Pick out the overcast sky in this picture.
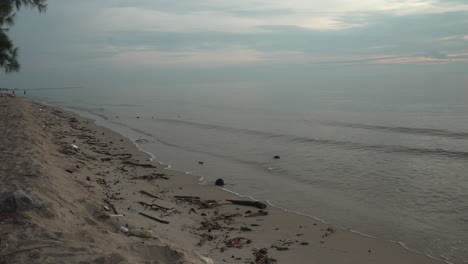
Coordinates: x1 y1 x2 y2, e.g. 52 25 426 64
1 0 467 90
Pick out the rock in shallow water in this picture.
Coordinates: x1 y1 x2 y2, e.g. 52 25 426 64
215 178 225 186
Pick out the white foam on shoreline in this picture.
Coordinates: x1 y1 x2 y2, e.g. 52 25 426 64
50 102 453 264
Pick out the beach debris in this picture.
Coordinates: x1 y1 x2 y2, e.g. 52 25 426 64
245 211 268 217
301 242 309 245
138 212 170 224
197 233 215 246
240 225 252 231
273 155 280 159
130 228 152 238
135 138 149 143
109 203 119 215
119 226 129 233
253 248 276 264
174 195 200 200
103 205 110 211
71 144 79 149
272 245 289 251
215 178 225 186
130 173 169 181
138 201 172 211
226 200 267 209
225 237 251 248
122 161 156 168
139 190 159 199
198 161 204 165
322 227 336 238
108 214 124 217
0 190 47 213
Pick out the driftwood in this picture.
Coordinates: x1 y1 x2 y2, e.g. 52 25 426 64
245 211 268 217
174 196 200 200
139 190 159 199
138 212 170 224
226 200 267 209
122 161 156 168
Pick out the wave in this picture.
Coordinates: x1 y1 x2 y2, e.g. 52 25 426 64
317 120 468 140
155 118 468 159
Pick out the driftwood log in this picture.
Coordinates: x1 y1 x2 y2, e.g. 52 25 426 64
226 200 267 209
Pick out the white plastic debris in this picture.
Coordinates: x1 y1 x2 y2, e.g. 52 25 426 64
71 144 79 149
119 226 129 233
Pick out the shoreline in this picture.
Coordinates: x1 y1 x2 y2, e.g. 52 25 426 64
0 95 448 263
66 102 451 264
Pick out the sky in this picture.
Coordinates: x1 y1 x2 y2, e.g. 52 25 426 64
1 0 468 90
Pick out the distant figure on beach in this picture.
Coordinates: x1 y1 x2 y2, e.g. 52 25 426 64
24 90 26 95
12 90 15 95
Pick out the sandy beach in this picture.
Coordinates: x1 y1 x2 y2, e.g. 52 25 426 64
0 95 446 264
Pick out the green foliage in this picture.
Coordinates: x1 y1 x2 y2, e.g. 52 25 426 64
0 0 47 73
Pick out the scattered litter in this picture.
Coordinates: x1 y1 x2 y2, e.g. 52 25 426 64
103 205 110 211
71 144 79 149
108 214 124 217
225 237 251 248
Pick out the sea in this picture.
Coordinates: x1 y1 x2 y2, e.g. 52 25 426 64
27 81 468 263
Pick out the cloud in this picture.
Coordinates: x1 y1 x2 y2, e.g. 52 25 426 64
440 35 468 41
372 52 468 65
84 0 468 33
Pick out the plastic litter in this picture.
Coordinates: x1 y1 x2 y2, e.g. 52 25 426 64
119 226 129 233
130 228 153 238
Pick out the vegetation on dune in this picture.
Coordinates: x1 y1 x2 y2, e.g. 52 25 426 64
0 0 47 73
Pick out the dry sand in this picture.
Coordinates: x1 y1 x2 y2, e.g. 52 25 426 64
0 95 445 264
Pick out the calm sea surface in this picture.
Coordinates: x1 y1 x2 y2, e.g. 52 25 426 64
28 83 468 263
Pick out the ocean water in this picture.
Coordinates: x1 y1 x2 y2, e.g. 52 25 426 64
28 82 468 263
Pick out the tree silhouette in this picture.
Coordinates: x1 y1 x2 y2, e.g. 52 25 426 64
0 0 47 73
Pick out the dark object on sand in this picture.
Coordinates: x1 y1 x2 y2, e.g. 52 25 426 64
273 155 280 159
226 200 267 209
253 248 274 264
138 212 170 224
174 195 200 200
198 161 204 165
215 178 225 186
0 190 47 213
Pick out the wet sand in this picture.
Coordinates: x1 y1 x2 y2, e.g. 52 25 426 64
0 95 445 264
